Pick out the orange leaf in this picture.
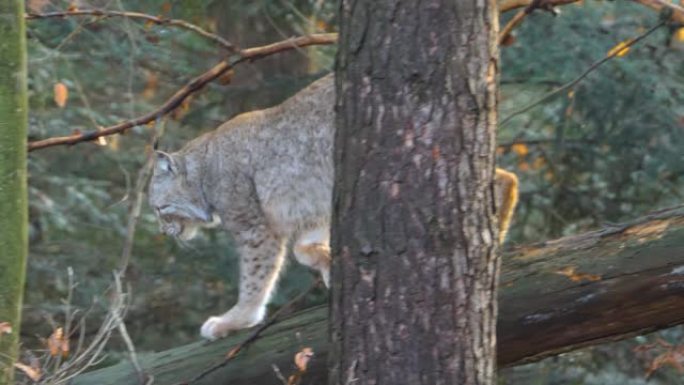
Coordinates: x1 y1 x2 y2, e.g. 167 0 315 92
294 347 314 372
531 156 546 170
226 346 240 359
47 327 70 358
607 40 632 58
316 20 329 32
510 143 529 157
674 27 684 43
0 322 11 335
217 69 235 86
14 362 42 382
142 72 159 100
500 33 516 47
53 82 69 108
171 96 193 120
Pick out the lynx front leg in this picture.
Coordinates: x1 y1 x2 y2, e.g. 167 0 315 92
200 223 287 340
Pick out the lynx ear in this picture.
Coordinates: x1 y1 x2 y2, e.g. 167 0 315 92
155 151 178 174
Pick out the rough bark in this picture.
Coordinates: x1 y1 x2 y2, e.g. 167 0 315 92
72 207 684 385
0 0 28 383
330 1 500 384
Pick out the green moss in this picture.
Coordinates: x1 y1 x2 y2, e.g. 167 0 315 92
0 0 28 383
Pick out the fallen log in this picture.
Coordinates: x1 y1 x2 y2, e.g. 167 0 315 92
73 206 684 385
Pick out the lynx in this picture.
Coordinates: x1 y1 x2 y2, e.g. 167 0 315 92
148 74 518 340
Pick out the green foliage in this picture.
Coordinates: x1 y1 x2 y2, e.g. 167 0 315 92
19 0 684 383
500 2 684 241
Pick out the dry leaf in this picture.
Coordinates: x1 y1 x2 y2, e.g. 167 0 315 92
54 82 69 108
144 19 157 29
226 346 240 359
674 27 684 43
294 347 314 372
316 20 329 32
161 2 172 14
217 69 235 86
14 362 42 382
0 322 11 335
142 72 159 99
500 33 516 47
47 327 70 358
647 349 684 377
510 143 529 157
607 40 632 58
171 96 193 120
532 156 546 170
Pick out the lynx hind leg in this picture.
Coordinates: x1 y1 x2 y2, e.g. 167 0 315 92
293 227 331 287
494 168 519 244
200 223 287 340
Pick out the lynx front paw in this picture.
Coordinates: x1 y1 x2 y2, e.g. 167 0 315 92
199 305 266 340
200 316 229 340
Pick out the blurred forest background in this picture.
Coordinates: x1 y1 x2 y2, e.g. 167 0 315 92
21 0 684 384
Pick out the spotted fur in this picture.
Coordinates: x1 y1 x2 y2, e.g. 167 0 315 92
148 74 516 340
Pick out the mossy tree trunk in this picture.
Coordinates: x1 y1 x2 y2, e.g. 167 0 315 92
0 0 28 383
331 1 500 384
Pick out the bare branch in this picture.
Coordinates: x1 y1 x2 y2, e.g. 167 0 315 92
26 2 683 152
499 0 684 23
499 0 551 45
27 33 338 152
630 0 684 24
26 9 237 52
500 0 580 13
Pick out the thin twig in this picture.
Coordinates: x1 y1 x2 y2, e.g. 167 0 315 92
26 9 237 52
500 21 665 127
176 279 321 385
119 120 165 274
112 273 152 385
27 33 338 152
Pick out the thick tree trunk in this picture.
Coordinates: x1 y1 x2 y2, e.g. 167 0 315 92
0 0 28 383
331 1 500 384
72 207 684 385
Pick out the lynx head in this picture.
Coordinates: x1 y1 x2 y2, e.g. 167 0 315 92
148 151 213 241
